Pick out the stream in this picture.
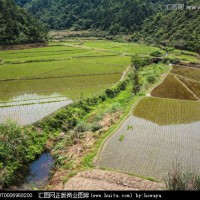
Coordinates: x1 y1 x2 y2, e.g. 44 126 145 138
11 152 54 190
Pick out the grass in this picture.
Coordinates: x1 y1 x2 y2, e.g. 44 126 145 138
165 169 200 190
118 135 125 142
133 97 200 125
151 75 197 100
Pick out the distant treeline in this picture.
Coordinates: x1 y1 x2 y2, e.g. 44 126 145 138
0 0 47 45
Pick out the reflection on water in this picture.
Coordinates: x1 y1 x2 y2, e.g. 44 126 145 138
98 114 200 180
0 93 72 125
17 152 54 190
133 97 200 125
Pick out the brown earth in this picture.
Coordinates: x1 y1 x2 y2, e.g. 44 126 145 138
63 169 165 191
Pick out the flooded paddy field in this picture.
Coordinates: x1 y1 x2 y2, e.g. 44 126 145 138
97 63 200 181
97 97 200 180
0 41 133 124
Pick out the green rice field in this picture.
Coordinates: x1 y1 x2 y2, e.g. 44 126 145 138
134 97 200 125
98 95 200 180
97 61 200 180
57 39 163 55
1 39 199 126
0 40 139 125
97 113 200 179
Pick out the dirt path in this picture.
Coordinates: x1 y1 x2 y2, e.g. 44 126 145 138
64 170 164 190
120 65 131 81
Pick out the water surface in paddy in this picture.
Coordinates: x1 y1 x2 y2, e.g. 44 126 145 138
0 93 72 125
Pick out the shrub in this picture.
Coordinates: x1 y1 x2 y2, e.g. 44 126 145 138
171 58 181 64
76 121 89 132
91 122 102 132
0 122 47 186
147 75 156 83
106 88 116 98
131 55 151 70
165 170 200 190
150 51 163 57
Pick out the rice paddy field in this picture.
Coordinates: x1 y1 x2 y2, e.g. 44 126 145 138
58 40 162 56
97 113 200 179
97 63 200 180
0 41 132 124
151 65 200 101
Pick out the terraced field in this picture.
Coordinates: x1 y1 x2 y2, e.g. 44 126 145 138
0 41 134 125
97 63 200 180
134 97 200 125
97 113 200 179
58 40 162 55
1 39 198 126
150 75 197 100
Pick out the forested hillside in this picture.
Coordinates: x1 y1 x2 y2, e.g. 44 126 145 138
0 0 47 45
15 0 31 6
133 3 200 53
16 0 161 33
15 0 200 53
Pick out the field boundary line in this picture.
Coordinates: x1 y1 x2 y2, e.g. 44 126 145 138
174 75 199 100
120 65 131 81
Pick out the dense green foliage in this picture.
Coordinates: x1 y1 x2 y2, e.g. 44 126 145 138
0 122 48 187
17 0 199 53
133 3 200 53
17 0 161 32
15 0 31 6
0 0 47 45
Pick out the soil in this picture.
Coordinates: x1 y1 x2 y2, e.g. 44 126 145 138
63 169 164 190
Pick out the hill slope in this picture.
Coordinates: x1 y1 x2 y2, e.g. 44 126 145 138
17 0 162 32
133 5 200 53
16 0 200 53
0 0 47 45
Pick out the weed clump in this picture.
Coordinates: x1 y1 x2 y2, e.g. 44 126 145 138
165 170 200 190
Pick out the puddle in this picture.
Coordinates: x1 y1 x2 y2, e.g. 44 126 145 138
14 152 54 190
